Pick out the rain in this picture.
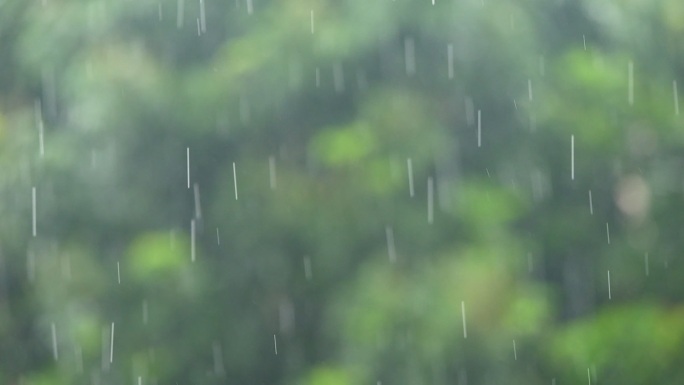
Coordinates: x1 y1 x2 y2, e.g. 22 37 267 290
0 0 682 384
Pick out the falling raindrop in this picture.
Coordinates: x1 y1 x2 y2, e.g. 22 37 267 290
273 334 278 355
628 61 634 105
191 219 196 262
310 10 314 34
528 79 533 101
176 0 185 28
233 162 238 200
386 226 397 263
35 100 44 157
461 301 467 338
513 339 517 360
407 158 414 197
269 156 277 189
186 147 190 189
193 183 202 219
51 322 58 360
109 322 115 363
571 135 575 180
427 177 434 224
199 0 206 33
32 186 37 237
674 80 679 115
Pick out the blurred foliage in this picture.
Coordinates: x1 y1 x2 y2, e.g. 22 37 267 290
1 0 684 384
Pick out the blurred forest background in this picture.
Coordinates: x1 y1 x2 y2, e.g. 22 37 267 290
1 0 684 384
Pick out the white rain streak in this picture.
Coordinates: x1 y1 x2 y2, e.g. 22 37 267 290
333 63 344 93
216 228 220 245
587 367 592 385
477 110 482 147
528 79 533 101
315 67 321 87
199 0 206 34
583 35 586 50
269 156 277 189
606 223 610 244
571 135 575 180
405 38 416 75
628 61 634 105
193 183 202 219
186 147 190 188
273 334 278 355
386 226 397 263
447 44 454 79
645 253 650 276
589 190 593 215
32 187 37 237
303 256 312 280
138 376 142 385
607 270 612 299
158 2 163 21
427 177 434 224
117 261 121 284
213 341 225 375
674 80 680 115
513 339 518 360
461 301 467 338
232 162 239 200
407 158 415 197
51 322 58 360
35 100 44 157
513 99 518 110
246 0 253 15
310 10 314 34
191 219 196 262
142 300 149 324
109 322 115 363
177 0 184 28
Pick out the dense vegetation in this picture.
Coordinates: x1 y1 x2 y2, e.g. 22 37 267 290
1 0 684 384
